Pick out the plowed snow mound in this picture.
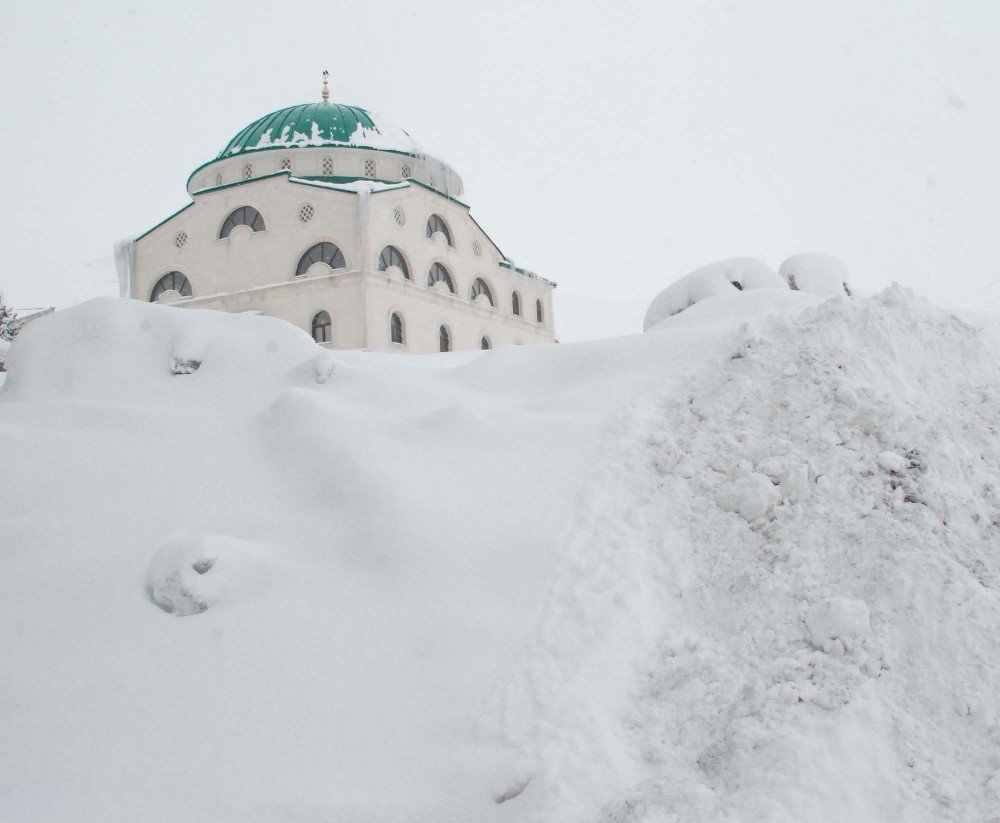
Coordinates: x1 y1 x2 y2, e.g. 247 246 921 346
489 286 1000 821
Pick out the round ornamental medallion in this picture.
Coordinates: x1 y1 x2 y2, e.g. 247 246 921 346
393 207 405 227
174 231 188 249
472 240 482 257
299 204 315 223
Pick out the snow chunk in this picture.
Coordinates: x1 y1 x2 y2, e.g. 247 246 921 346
644 258 788 330
717 472 780 520
779 253 851 298
145 534 286 616
805 598 871 654
876 450 908 473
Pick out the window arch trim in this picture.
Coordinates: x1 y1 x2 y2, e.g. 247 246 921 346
295 241 347 277
219 206 265 238
470 277 494 306
311 310 332 344
378 245 410 280
390 311 405 345
427 262 455 293
425 214 453 246
150 271 192 302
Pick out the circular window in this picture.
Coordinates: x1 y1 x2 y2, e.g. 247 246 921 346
393 207 405 227
174 231 188 249
472 240 482 257
299 204 315 223
400 164 411 179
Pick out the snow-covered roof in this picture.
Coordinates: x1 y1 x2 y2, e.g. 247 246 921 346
218 102 421 158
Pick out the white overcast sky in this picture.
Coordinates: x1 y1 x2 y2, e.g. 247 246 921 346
2 0 999 341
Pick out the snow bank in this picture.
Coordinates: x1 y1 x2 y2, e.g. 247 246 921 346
643 258 787 330
3 286 1000 822
779 252 851 298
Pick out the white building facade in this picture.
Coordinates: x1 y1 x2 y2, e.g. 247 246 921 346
117 81 556 353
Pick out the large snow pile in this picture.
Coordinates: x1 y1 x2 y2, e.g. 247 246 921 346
2 289 1000 822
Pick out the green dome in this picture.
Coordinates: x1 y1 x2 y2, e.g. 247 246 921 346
217 102 418 158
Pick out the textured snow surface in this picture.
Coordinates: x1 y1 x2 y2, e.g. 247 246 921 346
3 288 1000 822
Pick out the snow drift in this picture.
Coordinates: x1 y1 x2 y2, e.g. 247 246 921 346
2 288 1000 822
643 257 787 330
643 253 851 331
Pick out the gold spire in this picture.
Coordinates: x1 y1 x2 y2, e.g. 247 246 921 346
321 70 330 103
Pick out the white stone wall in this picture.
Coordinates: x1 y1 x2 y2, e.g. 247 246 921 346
187 146 463 199
131 152 555 354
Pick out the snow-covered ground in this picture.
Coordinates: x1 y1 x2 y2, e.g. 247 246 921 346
2 286 1000 822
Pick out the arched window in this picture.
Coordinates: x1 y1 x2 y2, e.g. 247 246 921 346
439 325 451 353
481 336 491 350
219 206 265 238
390 312 404 345
427 262 455 293
378 246 410 280
470 278 493 306
150 271 192 302
311 311 332 344
536 299 544 323
425 214 452 245
511 291 521 316
296 242 346 277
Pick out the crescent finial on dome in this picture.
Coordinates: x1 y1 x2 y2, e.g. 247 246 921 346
321 70 330 103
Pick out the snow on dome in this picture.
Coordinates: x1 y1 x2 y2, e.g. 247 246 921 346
779 253 852 298
643 258 788 331
218 102 421 158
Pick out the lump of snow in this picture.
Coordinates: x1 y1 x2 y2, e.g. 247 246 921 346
644 258 787 331
778 462 811 504
145 534 284 616
717 472 779 520
779 253 851 298
876 450 908 473
805 598 871 654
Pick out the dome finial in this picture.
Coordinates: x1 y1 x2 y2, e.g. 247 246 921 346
321 70 330 103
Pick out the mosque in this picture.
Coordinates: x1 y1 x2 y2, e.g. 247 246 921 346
115 74 556 354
